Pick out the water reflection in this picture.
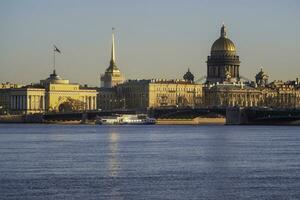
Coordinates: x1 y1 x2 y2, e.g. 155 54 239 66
108 131 120 177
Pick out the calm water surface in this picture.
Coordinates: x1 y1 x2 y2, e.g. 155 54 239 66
0 124 300 200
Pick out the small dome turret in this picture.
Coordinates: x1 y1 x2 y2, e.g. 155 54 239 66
183 68 194 82
40 70 69 86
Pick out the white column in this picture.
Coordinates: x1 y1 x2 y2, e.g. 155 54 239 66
20 96 23 110
91 97 94 110
10 96 13 110
93 97 96 110
14 96 16 110
31 96 34 110
22 96 25 110
28 96 31 110
86 96 89 110
16 96 19 110
24 96 27 110
38 96 41 110
89 97 92 110
42 96 45 111
30 96 32 110
90 97 93 110
83 96 87 110
15 96 17 110
33 96 36 110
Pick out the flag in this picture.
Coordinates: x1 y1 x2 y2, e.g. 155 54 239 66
54 45 61 53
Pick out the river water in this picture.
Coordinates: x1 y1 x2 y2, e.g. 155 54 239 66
0 124 299 200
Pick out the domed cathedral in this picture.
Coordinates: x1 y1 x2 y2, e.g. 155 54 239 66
100 28 125 88
206 24 240 84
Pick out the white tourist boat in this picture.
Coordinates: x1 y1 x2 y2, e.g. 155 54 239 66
95 114 156 125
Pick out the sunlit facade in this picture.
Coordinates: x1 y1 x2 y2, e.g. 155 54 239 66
204 25 300 109
0 70 97 114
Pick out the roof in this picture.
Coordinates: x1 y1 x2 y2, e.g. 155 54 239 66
207 84 258 91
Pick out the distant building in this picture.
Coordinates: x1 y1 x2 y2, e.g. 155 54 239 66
206 24 240 84
1 82 24 89
98 29 125 111
115 79 203 110
204 24 259 107
97 87 118 111
41 70 97 112
0 70 97 115
0 83 23 114
204 25 300 109
204 83 262 107
100 29 124 88
261 80 300 108
2 25 299 113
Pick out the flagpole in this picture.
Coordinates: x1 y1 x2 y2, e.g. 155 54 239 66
53 46 56 73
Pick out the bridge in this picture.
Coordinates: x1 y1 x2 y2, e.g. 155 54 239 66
41 107 226 122
43 110 137 122
226 107 300 125
149 107 226 119
28 107 300 125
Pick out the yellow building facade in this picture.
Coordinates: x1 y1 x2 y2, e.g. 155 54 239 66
204 83 262 107
114 79 203 110
0 83 24 114
43 70 97 112
9 87 45 114
45 83 97 112
0 70 97 115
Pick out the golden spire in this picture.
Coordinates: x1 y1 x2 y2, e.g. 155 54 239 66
110 27 116 64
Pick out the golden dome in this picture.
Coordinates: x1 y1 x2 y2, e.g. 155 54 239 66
211 24 236 53
211 37 236 52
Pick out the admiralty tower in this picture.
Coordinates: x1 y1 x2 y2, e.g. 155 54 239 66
206 24 240 84
100 28 125 88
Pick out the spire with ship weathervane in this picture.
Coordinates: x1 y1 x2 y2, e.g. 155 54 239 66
220 22 227 38
100 27 124 88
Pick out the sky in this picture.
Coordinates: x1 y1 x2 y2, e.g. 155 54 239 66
0 0 299 86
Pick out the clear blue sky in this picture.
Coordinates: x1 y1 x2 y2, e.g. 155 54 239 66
0 0 299 86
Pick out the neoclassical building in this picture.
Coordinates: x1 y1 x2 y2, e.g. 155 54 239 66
203 25 300 109
204 83 262 107
116 78 203 110
0 83 24 114
204 24 257 107
41 70 97 112
97 68 202 111
0 70 97 114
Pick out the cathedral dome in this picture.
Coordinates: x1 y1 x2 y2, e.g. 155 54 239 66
211 24 236 54
211 37 236 52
